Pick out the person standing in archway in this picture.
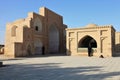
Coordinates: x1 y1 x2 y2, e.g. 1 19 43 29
88 44 92 57
42 46 45 55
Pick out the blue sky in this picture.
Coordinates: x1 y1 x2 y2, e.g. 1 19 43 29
0 0 120 44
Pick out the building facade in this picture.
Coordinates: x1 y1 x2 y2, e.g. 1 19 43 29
5 7 67 58
66 24 120 57
4 7 120 58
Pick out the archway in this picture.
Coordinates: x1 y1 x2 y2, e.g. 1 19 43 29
78 36 97 48
78 35 97 56
27 45 32 55
49 26 59 53
34 40 43 55
11 26 17 37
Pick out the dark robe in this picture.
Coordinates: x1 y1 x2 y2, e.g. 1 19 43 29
88 46 92 57
42 46 45 55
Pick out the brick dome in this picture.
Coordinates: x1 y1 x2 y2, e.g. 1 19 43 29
86 24 98 28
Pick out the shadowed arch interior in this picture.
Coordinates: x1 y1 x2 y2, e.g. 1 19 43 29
78 36 97 48
49 25 59 53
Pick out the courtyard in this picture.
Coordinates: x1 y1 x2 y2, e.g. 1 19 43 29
0 55 120 80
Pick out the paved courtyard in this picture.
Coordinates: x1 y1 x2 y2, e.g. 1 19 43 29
0 55 120 80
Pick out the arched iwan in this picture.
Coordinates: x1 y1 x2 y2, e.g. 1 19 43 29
78 35 97 54
48 26 59 53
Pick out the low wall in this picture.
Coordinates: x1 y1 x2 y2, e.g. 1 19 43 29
77 48 97 53
77 48 97 56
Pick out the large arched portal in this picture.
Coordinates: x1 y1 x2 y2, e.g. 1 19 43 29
49 26 59 53
78 36 97 56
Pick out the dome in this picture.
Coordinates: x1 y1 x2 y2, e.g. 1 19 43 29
86 24 98 28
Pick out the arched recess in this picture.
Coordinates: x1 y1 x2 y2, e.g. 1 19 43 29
11 26 17 36
78 35 97 48
33 17 42 32
48 25 59 53
27 45 32 55
78 35 97 54
34 39 43 55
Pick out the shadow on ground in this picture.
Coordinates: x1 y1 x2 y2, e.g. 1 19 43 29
0 53 67 61
0 63 120 80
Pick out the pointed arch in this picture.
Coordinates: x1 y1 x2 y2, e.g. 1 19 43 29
33 17 42 32
78 35 97 48
48 24 59 53
11 26 17 37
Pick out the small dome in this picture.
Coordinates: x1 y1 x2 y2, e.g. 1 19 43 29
86 24 98 28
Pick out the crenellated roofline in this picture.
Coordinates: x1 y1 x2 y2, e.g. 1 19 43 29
66 24 116 32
